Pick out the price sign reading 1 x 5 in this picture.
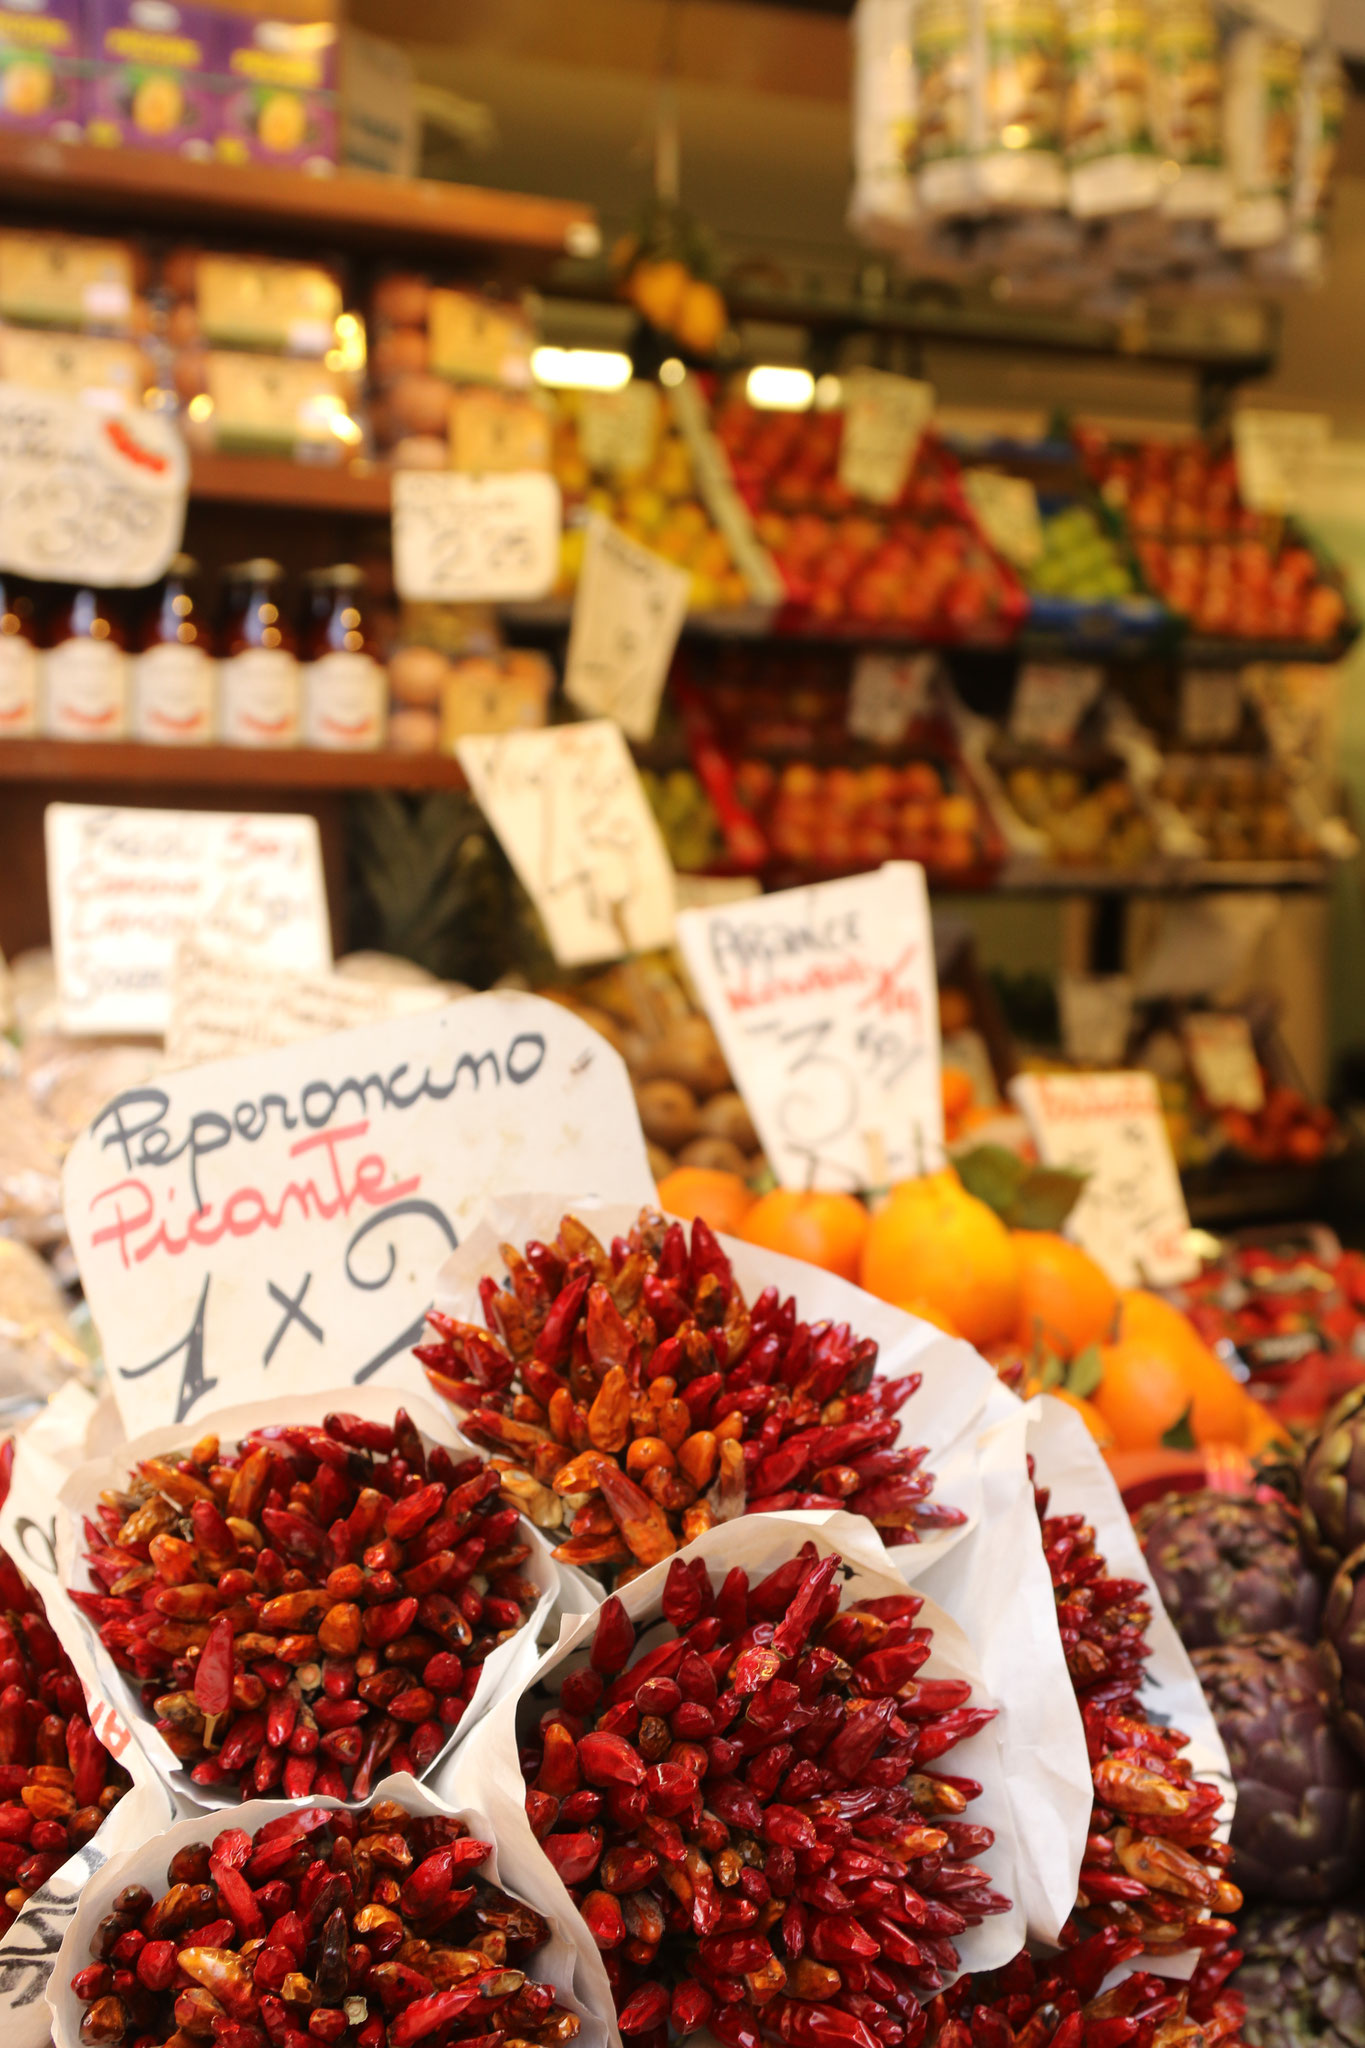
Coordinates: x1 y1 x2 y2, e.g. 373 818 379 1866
391 470 561 603
676 862 944 1192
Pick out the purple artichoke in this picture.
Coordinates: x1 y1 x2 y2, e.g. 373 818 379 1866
1320 1542 1365 1763
1136 1488 1322 1650
1302 1386 1365 1574
1192 1631 1365 1902
1234 1898 1365 2048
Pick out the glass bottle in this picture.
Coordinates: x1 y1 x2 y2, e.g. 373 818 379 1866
132 553 216 744
0 574 38 737
217 557 299 747
42 583 129 740
299 562 386 751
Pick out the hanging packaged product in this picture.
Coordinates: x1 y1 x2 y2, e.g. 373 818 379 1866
1148 0 1228 219
1064 0 1163 217
914 0 979 215
42 585 129 740
216 557 300 747
849 0 919 244
299 562 386 751
1220 26 1300 253
1258 43 1345 285
977 0 1066 208
0 573 37 736
132 552 214 745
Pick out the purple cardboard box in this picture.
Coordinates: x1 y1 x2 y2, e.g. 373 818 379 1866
85 0 218 155
0 0 83 138
214 10 336 174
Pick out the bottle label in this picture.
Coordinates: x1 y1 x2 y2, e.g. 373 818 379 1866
0 634 38 736
219 646 300 747
44 637 128 740
303 650 387 751
134 641 216 745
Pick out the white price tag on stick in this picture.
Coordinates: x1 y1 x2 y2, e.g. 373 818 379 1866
1011 663 1102 747
676 862 944 1192
392 470 560 602
1183 1012 1265 1112
577 384 660 476
0 384 186 588
848 653 935 746
457 719 676 966
45 804 331 1038
60 992 655 1438
1233 409 1330 516
564 515 690 742
838 369 934 506
1011 1070 1197 1287
963 471 1043 568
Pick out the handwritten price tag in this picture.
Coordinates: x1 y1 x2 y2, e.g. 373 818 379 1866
838 369 934 506
1011 1070 1197 1287
60 992 654 1437
676 862 944 1192
963 471 1043 568
1233 408 1330 515
564 516 690 742
847 652 935 745
45 804 332 1038
1010 663 1102 747
392 470 560 603
167 937 448 1065
578 384 661 476
0 384 187 588
1179 670 1244 745
457 720 676 966
1183 1011 1265 1112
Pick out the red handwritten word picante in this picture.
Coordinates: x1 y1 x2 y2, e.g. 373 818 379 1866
88 1120 420 1270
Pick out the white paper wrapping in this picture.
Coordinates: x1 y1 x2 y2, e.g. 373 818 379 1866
444 1510 1027 2042
54 1387 561 1813
430 1197 1088 1945
1026 1396 1234 1984
48 1770 601 2048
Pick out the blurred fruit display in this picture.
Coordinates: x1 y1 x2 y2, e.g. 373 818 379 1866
995 748 1158 866
1080 427 1356 648
640 766 726 871
1155 754 1321 861
1172 1232 1365 1431
1028 502 1139 605
725 754 1003 882
1136 1488 1325 1649
714 401 1027 639
1233 1899 1365 2048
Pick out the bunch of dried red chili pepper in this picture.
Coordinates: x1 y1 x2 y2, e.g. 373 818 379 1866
67 1797 582 2048
519 1541 1010 2048
417 1210 962 1584
0 1536 130 1933
74 1411 540 1801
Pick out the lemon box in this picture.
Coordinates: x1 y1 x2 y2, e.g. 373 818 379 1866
0 0 83 139
85 0 218 155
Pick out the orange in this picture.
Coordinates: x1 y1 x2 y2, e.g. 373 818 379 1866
860 1168 1021 1348
941 1068 973 1122
893 1296 962 1339
1091 1335 1193 1451
1243 1398 1293 1457
1044 1385 1115 1448
656 1166 755 1237
1013 1232 1119 1359
1119 1289 1250 1447
738 1189 870 1283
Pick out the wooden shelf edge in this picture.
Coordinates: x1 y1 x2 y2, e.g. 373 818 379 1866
0 738 466 791
189 453 392 514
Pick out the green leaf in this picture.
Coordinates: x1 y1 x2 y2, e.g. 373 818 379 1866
1037 1350 1067 1391
1067 1344 1104 1401
1161 1404 1197 1451
1011 1167 1089 1233
956 1144 1028 1223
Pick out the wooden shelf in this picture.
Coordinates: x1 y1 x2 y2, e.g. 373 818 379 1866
189 453 392 514
0 134 597 267
0 738 465 791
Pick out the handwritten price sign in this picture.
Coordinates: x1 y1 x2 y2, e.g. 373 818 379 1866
677 862 944 1192
392 470 560 603
564 515 690 742
0 384 187 588
838 369 934 507
61 992 654 1438
457 720 676 966
1011 1070 1197 1287
45 804 332 1038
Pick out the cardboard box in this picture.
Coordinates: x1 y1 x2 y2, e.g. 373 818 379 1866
85 0 218 153
340 24 415 177
0 0 82 137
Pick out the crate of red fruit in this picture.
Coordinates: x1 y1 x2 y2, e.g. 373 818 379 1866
712 402 1027 645
58 1395 560 1810
448 1510 1024 2048
54 1775 591 2048
711 756 1005 886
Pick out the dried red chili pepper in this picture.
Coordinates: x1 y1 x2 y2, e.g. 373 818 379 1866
418 1212 963 1585
78 1412 539 1801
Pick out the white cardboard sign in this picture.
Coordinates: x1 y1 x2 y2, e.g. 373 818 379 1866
1233 408 1330 516
1012 1069 1197 1287
1183 1011 1265 1112
847 651 935 745
838 368 934 505
1011 662 1102 747
0 385 187 589
676 861 943 1191
59 991 655 1437
391 470 560 603
563 515 690 741
456 720 676 966
1179 670 1244 745
45 804 332 1038
577 384 660 476
166 937 450 1066
963 470 1043 567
